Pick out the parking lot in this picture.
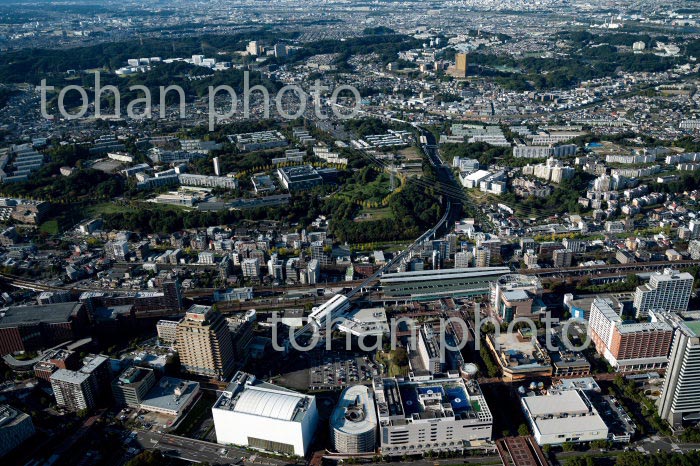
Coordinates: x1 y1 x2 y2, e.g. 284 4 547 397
589 393 637 442
307 350 377 391
118 406 177 433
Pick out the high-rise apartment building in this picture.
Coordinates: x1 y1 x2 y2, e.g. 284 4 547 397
175 305 235 380
552 248 573 268
588 298 673 371
241 258 261 278
454 251 471 269
654 311 700 429
418 324 443 374
162 280 184 311
633 269 694 318
50 354 111 412
156 319 180 345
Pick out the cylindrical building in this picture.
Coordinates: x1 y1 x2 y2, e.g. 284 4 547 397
330 385 377 454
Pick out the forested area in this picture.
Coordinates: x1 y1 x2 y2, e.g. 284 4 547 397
0 30 296 83
439 142 511 166
0 144 126 202
0 30 421 84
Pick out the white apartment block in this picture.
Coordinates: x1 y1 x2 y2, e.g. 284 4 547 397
633 269 694 318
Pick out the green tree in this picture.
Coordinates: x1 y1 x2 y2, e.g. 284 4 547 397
518 424 530 436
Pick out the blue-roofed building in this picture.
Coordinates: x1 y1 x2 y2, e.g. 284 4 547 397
374 375 493 455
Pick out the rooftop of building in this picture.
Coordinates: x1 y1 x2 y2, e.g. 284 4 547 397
330 385 377 435
338 307 389 335
533 412 608 436
493 332 550 371
381 266 510 284
553 377 601 393
0 302 82 327
378 376 491 424
50 354 108 384
0 404 30 429
213 371 314 423
114 366 154 387
51 367 90 384
502 289 531 302
140 377 199 414
522 390 591 418
592 297 621 323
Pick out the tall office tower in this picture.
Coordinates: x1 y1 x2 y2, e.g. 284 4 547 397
213 157 221 176
175 305 235 380
162 280 183 311
455 53 467 77
689 219 700 239
654 311 700 429
247 41 259 56
633 269 694 318
274 44 288 58
50 354 111 412
107 240 129 260
445 233 458 257
310 240 331 266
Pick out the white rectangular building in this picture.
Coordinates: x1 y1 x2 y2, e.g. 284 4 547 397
374 376 492 455
521 390 608 445
212 372 318 456
633 269 694 318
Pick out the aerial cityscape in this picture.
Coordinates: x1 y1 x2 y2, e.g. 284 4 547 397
2 1 700 466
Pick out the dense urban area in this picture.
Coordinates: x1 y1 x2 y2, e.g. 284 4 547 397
3 1 700 466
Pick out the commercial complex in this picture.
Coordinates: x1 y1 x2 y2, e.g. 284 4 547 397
139 377 200 419
50 354 112 412
633 269 694 318
380 267 510 301
373 376 492 455
212 371 319 456
521 389 608 446
654 311 700 429
588 298 673 371
489 274 544 322
486 330 553 380
0 405 35 458
330 385 378 454
335 307 389 338
174 305 236 380
0 302 87 355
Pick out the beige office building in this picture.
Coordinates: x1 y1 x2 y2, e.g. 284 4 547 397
175 305 235 380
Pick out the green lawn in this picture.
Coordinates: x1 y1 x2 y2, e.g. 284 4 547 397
337 173 394 205
355 206 392 221
39 220 60 235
